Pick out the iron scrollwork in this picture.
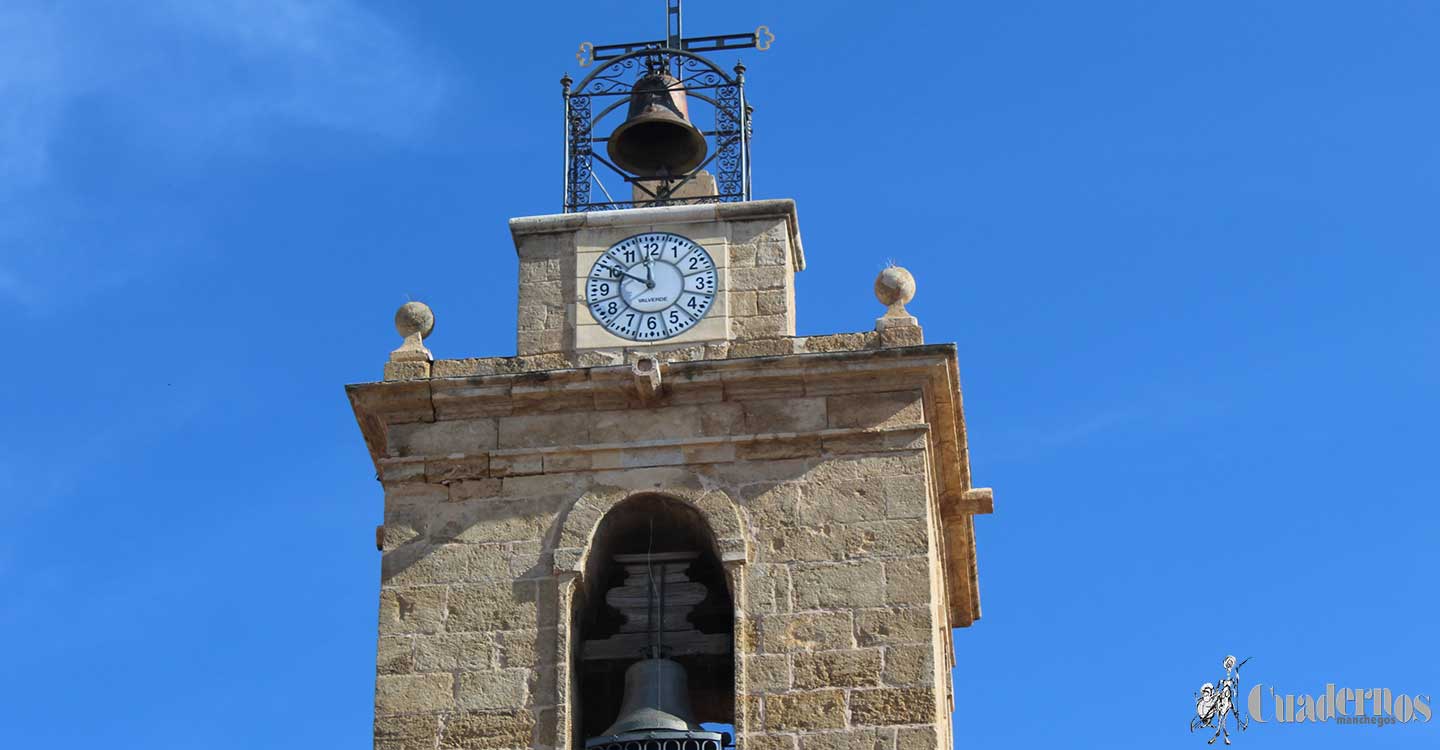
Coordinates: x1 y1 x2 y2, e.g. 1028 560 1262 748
562 48 751 212
564 93 594 211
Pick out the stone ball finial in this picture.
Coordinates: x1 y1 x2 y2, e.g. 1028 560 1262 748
874 265 916 315
390 301 434 363
394 301 435 340
873 265 922 346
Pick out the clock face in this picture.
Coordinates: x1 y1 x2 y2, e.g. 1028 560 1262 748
585 232 717 341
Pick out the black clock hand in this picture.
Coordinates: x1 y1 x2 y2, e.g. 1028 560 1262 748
604 265 651 285
644 258 654 287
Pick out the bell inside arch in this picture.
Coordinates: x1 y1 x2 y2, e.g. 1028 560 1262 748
585 657 725 750
607 71 709 178
600 658 698 736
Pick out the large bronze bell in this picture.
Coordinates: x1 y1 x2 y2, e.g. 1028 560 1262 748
607 72 709 177
585 657 725 750
601 658 698 735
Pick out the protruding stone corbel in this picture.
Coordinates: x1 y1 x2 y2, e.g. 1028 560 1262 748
956 487 995 515
631 356 664 404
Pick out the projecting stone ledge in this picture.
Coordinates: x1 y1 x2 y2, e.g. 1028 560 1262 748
509 198 806 270
383 330 924 382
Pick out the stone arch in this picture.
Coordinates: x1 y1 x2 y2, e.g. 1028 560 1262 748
561 490 745 748
553 487 748 577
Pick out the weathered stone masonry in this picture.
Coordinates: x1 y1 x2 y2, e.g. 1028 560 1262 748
351 343 989 750
349 198 991 750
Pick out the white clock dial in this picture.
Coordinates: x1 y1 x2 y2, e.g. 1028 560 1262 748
585 232 717 342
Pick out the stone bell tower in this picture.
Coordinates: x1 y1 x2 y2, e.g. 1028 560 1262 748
346 6 992 750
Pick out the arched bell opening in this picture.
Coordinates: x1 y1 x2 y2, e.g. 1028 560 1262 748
572 494 735 749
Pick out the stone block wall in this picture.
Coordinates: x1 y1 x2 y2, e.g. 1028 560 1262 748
354 348 976 750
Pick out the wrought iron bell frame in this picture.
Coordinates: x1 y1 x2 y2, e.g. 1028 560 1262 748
562 49 752 212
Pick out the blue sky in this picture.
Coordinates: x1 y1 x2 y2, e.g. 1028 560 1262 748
1 1 1436 747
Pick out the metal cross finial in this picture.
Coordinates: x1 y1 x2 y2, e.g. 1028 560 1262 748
576 0 773 67
667 0 682 50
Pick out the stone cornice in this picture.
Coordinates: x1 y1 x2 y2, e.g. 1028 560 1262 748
346 342 987 627
508 198 805 270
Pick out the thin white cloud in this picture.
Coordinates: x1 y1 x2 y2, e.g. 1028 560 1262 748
980 407 1140 465
0 0 449 189
0 5 66 189
0 0 451 310
0 266 34 308
0 266 26 306
983 389 1227 465
1032 408 1138 448
146 0 450 144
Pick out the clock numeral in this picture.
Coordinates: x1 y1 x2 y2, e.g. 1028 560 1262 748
587 281 615 301
685 272 715 294
678 293 711 318
664 312 683 337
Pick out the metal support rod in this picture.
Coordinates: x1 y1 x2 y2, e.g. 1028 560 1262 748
735 62 750 201
594 171 616 205
561 74 573 211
